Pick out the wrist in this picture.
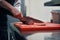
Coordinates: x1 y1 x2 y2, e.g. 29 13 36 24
14 13 25 21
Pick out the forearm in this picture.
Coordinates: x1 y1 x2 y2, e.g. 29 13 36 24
0 0 23 18
0 0 26 22
0 0 14 11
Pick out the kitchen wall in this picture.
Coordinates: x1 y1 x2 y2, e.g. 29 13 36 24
25 0 60 22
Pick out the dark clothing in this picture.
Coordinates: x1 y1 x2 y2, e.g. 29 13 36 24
0 0 14 40
0 0 15 29
0 0 26 40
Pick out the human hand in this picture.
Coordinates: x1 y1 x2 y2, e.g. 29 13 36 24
11 7 23 17
11 7 25 21
22 18 34 25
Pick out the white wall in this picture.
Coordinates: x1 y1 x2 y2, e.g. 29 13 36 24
25 0 60 22
24 0 60 40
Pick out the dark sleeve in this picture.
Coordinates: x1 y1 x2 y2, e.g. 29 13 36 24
6 9 13 16
0 7 13 16
6 0 15 5
6 0 15 16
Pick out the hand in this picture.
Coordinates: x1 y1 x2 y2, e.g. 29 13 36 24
11 8 34 25
22 18 34 25
11 7 25 21
11 7 23 17
26 20 34 25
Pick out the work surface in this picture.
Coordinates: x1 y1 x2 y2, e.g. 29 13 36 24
14 22 60 34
